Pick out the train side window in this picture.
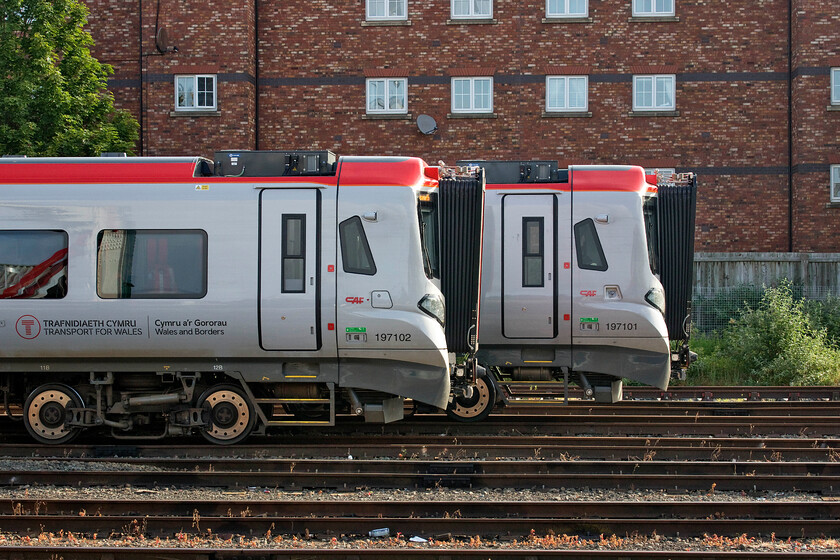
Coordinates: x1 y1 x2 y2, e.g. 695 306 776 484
0 230 68 299
282 215 305 293
522 217 544 287
339 216 377 275
574 218 608 271
97 230 207 299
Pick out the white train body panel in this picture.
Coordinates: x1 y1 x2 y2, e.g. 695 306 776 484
476 165 671 389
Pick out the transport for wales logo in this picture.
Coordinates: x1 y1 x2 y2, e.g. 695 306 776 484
15 315 41 339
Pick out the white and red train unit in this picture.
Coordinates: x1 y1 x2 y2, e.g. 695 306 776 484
0 151 696 443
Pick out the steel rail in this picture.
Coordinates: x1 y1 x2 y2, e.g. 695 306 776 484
6 497 839 521
0 513 837 540
1 461 839 492
3 440 839 462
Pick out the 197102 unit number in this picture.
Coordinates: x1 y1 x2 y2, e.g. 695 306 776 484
376 333 412 342
606 323 638 331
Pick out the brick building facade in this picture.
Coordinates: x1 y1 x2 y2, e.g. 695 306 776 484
83 0 839 252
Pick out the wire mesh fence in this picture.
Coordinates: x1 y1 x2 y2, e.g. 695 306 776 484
691 284 840 334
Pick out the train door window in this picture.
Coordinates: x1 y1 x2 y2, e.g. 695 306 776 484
574 218 608 271
522 217 544 287
97 230 207 299
339 216 377 275
0 230 68 299
282 215 305 293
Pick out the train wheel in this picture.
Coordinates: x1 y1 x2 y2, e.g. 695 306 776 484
24 384 84 444
446 375 496 423
198 384 256 445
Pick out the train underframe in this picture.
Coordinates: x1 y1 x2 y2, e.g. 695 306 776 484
0 356 486 444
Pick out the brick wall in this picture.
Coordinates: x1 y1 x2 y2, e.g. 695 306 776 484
82 0 839 252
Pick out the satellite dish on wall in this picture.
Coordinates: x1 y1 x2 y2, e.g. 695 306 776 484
155 27 178 54
417 114 438 135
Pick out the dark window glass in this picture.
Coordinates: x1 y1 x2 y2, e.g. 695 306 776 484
522 217 544 287
0 230 68 299
418 194 440 279
574 218 608 271
643 196 660 275
339 216 377 275
282 215 305 293
97 230 207 299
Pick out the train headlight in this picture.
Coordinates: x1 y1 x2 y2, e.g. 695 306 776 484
418 293 445 327
645 287 666 315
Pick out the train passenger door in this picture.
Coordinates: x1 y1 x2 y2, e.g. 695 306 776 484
259 189 320 351
502 194 557 338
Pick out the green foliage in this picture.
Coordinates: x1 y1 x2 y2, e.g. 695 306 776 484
804 295 840 348
688 281 840 386
0 0 138 156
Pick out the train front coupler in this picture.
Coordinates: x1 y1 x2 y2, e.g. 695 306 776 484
448 354 478 400
670 341 697 381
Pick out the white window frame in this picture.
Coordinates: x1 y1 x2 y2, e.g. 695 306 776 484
633 74 676 111
832 68 840 105
451 0 492 19
546 0 587 17
365 78 408 114
633 0 674 17
451 77 493 114
365 0 407 20
831 165 840 203
175 75 217 111
546 76 588 112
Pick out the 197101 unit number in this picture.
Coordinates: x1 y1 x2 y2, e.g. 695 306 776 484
606 322 637 331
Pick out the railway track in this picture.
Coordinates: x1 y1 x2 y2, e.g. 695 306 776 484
0 391 838 557
3 497 840 538
2 456 839 493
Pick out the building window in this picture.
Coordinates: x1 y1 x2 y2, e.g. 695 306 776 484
366 0 407 20
633 75 676 111
97 230 207 299
452 0 492 19
546 0 587 17
0 230 68 299
366 78 407 114
832 165 840 203
175 75 216 111
451 77 493 113
546 76 588 112
832 68 839 105
633 0 674 16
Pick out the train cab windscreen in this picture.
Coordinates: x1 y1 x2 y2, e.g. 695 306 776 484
643 196 660 276
418 193 440 280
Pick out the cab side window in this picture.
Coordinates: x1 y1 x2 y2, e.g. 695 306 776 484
339 216 377 275
0 230 68 299
574 218 608 271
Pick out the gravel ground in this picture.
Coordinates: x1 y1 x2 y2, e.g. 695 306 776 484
0 484 829 503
